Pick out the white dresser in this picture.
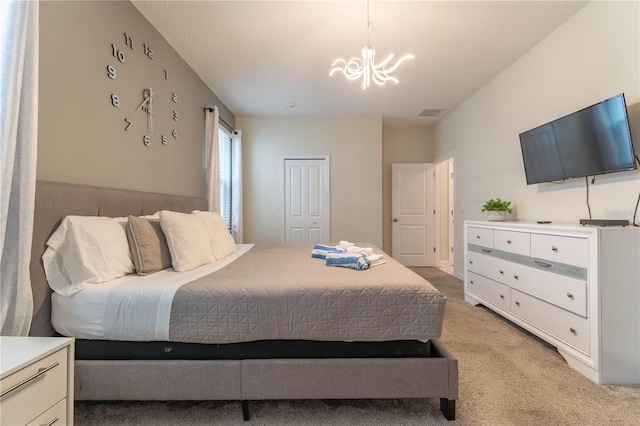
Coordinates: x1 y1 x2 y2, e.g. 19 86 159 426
464 221 640 384
1 337 74 425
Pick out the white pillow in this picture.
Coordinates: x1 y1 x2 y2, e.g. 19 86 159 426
43 216 134 296
192 210 237 259
159 210 214 272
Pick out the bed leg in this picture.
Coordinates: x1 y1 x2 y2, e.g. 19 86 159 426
439 398 456 420
242 400 250 421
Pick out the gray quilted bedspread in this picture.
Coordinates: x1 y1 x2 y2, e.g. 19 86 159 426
169 245 446 344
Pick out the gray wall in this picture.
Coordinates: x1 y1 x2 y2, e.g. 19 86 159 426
38 1 234 198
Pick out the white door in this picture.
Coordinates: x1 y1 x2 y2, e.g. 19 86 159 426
392 163 436 266
284 158 329 245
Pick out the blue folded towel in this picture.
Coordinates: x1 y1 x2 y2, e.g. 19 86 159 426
325 252 371 271
311 244 345 259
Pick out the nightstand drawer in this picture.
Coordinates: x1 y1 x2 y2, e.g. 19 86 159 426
467 226 493 248
531 234 588 268
494 230 530 256
26 398 67 426
0 348 67 426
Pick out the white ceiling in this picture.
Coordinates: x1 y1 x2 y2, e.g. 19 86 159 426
132 0 589 127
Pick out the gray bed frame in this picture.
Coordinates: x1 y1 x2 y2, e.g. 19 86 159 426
29 181 458 420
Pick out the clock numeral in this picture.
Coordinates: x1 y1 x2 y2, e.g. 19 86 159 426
164 69 169 80
173 110 179 121
111 44 125 63
171 92 178 103
124 118 132 131
161 135 168 145
124 32 133 50
111 94 120 107
143 43 154 60
143 135 150 146
172 129 178 139
107 65 116 80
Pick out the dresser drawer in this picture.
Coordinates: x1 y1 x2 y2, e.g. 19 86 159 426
0 348 67 426
511 289 589 354
467 250 515 284
467 272 510 310
26 398 67 426
531 234 588 268
494 230 530 256
505 263 587 317
467 226 493 248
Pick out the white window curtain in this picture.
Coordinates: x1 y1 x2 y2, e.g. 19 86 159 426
230 130 243 243
0 0 39 335
204 106 220 212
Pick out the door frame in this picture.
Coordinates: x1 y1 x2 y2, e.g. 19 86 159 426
281 155 330 244
434 152 455 270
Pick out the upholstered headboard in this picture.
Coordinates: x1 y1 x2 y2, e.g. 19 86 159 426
29 181 208 337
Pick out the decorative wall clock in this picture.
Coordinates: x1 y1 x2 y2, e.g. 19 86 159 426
106 32 179 147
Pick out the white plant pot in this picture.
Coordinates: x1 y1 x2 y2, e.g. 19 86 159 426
487 211 507 221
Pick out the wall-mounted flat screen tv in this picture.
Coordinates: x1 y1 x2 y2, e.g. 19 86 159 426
519 93 636 185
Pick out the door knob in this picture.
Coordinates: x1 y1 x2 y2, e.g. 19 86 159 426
393 218 398 222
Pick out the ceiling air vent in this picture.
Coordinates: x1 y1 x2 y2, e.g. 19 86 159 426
419 108 444 117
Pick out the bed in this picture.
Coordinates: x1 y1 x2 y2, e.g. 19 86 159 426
29 181 459 420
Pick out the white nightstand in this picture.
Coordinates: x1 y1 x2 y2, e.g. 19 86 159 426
1 337 74 426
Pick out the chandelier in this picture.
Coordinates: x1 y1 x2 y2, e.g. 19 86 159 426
329 0 414 89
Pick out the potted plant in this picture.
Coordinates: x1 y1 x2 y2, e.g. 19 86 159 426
481 198 513 221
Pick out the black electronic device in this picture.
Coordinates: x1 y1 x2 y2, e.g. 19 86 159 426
519 93 637 185
579 219 630 227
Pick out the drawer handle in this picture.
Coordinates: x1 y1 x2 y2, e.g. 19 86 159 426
469 260 473 264
507 239 512 244
569 327 577 335
42 418 60 426
470 280 474 284
476 235 481 239
513 274 519 280
551 246 558 252
499 270 504 275
534 260 553 268
515 301 520 307
481 248 492 253
500 294 504 299
0 362 59 398
567 292 574 299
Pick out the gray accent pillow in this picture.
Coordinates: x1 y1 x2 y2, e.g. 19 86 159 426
126 215 172 275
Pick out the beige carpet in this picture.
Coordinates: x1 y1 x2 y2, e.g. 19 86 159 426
74 268 640 425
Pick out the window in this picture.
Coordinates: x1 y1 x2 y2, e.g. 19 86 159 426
0 3 12 94
218 127 233 227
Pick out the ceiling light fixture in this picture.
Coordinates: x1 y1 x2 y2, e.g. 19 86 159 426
329 0 414 90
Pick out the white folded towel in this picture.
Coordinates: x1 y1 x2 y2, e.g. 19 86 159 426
337 240 355 248
344 246 374 255
336 241 373 254
366 253 386 267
